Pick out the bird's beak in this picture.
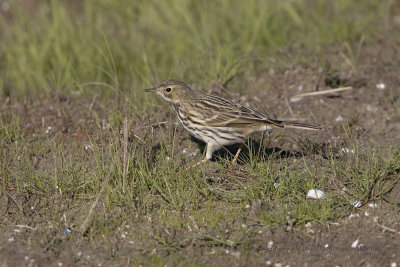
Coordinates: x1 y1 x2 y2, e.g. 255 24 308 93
144 87 157 93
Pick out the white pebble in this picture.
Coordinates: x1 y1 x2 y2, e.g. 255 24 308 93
267 241 273 249
45 126 53 134
364 212 369 217
351 201 362 208
368 203 378 208
266 261 272 265
348 213 360 219
307 189 325 199
351 239 359 248
376 83 386 90
290 96 303 103
335 115 344 122
182 148 187 154
84 145 92 151
8 237 14 242
391 262 397 267
245 204 250 209
340 148 354 154
121 234 126 239
324 244 329 248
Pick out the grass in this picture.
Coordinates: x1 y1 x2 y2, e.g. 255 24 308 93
1 0 400 265
0 0 394 101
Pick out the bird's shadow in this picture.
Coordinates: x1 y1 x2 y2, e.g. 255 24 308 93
189 136 330 164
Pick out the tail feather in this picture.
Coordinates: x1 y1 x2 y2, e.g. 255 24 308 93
281 121 322 130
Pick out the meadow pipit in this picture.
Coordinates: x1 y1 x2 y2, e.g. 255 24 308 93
145 80 321 168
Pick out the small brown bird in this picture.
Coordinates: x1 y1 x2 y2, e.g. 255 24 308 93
145 80 321 168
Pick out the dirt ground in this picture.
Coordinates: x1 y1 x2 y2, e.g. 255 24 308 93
1 39 400 266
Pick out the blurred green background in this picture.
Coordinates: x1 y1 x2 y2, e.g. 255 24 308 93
0 0 397 101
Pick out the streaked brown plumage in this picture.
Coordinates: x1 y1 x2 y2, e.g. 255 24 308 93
145 80 321 166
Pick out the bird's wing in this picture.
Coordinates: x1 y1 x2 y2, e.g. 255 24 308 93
191 95 283 128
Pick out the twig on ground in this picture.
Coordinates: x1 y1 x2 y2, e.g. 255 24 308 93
376 222 400 235
132 134 144 143
290 86 353 101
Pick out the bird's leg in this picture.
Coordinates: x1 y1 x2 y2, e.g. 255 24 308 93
230 144 244 166
184 142 217 171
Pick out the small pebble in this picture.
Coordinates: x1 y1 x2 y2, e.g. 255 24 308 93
351 201 362 208
290 96 303 103
307 189 325 199
351 239 359 248
325 244 329 248
368 203 378 208
274 183 281 189
335 115 344 122
376 83 386 90
348 213 360 219
340 148 354 154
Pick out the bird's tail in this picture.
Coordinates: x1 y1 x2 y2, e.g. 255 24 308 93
281 121 322 130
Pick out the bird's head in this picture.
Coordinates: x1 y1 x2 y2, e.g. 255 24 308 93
144 80 195 105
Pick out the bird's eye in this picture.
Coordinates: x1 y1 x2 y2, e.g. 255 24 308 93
165 87 172 92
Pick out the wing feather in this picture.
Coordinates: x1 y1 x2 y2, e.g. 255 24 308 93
190 94 283 128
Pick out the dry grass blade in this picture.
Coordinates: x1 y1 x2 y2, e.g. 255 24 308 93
290 87 353 102
123 116 128 194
